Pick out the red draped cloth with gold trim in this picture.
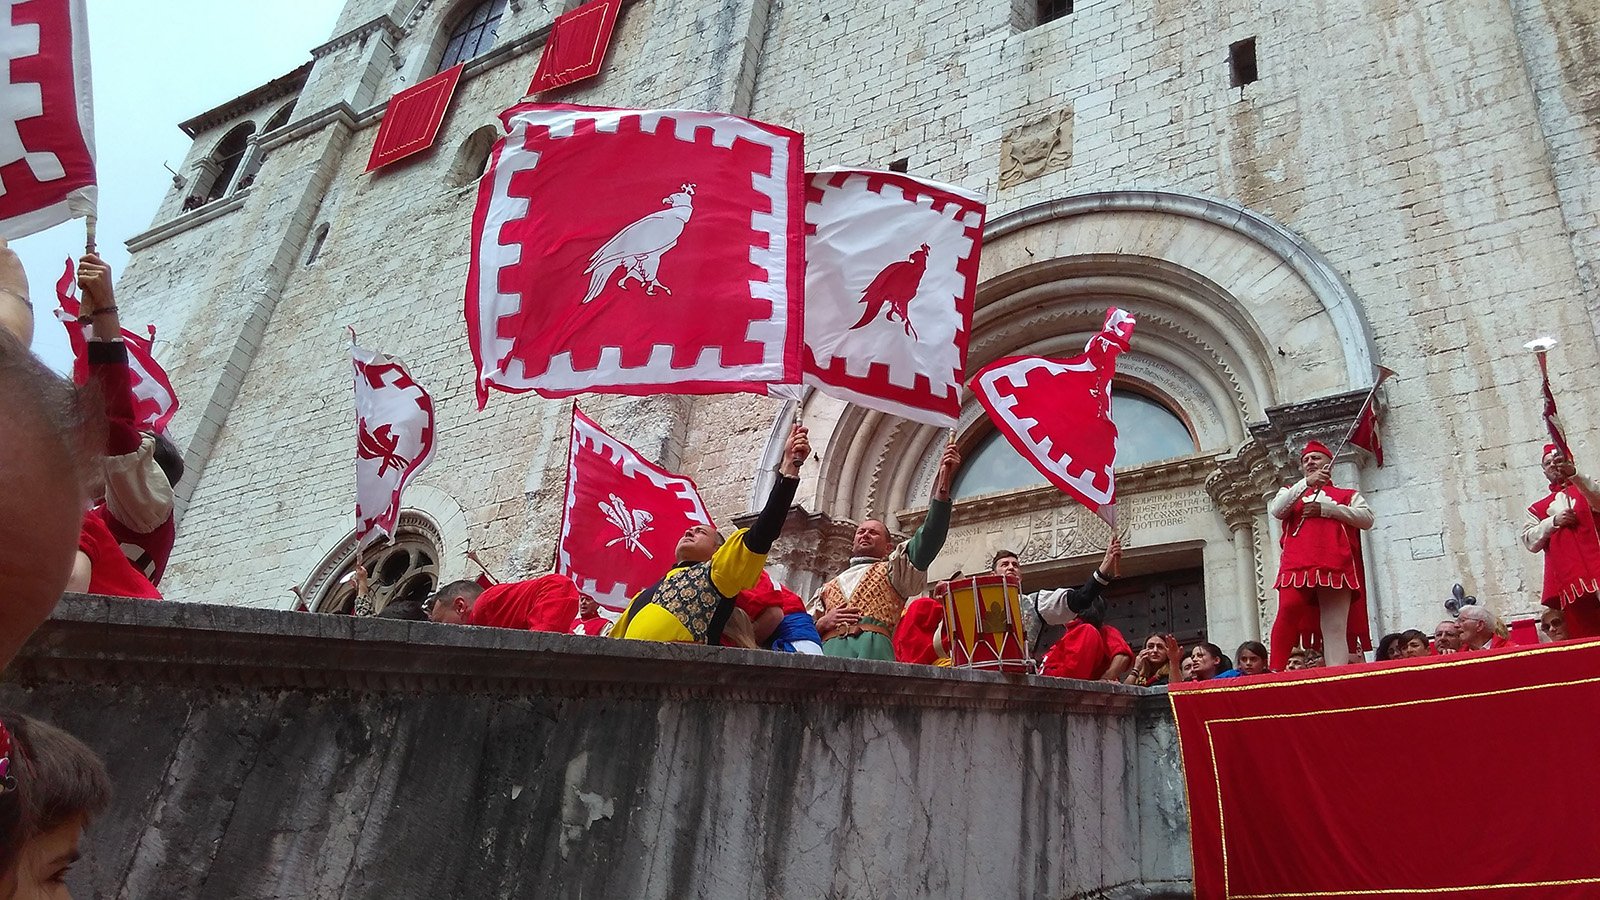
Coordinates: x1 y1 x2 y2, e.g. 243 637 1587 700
1170 642 1600 899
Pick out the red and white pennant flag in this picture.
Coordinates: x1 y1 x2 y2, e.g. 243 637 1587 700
783 168 985 428
53 258 178 432
352 333 436 548
465 104 805 406
970 308 1136 525
557 408 711 611
0 0 96 239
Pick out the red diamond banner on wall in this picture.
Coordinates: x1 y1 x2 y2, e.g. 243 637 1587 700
796 169 985 428
465 103 805 405
364 63 464 172
0 0 97 239
527 0 622 94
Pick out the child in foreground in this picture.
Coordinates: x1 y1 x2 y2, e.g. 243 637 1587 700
0 713 111 900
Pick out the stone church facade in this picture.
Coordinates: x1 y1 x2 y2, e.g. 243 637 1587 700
114 0 1600 652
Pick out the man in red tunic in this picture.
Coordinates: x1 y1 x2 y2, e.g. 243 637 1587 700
1268 440 1375 669
428 574 581 633
1522 444 1600 638
571 593 611 636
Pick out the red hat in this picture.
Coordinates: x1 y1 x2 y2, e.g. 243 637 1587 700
1544 443 1560 458
1302 440 1333 459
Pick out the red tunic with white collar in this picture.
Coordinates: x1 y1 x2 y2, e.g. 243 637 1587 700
1277 484 1363 590
1527 483 1600 608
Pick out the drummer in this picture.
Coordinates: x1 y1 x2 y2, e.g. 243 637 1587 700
993 537 1123 659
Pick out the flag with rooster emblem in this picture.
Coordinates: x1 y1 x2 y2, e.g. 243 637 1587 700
351 332 436 548
558 407 711 611
789 168 985 428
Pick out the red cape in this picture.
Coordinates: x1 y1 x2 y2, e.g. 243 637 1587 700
468 574 580 632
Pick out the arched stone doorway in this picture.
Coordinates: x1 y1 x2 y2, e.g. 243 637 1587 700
757 191 1383 653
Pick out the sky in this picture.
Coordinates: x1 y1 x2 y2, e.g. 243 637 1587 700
17 0 343 372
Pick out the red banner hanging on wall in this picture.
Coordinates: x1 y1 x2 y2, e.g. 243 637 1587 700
365 63 465 172
527 0 623 94
1170 641 1600 899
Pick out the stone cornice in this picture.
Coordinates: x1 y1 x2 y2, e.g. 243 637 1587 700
309 15 404 60
124 190 252 253
179 64 313 138
12 597 1156 714
896 451 1224 529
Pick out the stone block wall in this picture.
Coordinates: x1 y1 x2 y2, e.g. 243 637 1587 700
1 597 1192 900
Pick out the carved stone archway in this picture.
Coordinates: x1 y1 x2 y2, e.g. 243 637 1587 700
760 190 1384 651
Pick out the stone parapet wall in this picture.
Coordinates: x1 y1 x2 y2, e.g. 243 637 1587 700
3 596 1191 899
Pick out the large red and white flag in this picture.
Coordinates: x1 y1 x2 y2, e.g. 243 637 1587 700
53 258 179 432
465 104 805 406
969 308 1136 525
793 168 985 428
352 334 436 548
0 0 95 239
558 408 711 611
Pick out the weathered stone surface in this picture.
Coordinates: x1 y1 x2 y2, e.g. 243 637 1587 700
3 597 1190 899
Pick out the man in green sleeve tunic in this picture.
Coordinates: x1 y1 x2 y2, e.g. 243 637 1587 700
809 444 961 661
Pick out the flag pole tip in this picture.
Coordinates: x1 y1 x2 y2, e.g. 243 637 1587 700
1524 337 1558 352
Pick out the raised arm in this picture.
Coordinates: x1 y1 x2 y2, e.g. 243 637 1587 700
906 442 961 570
1034 537 1121 625
743 424 809 554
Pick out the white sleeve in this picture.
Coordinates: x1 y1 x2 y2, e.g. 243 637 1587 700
1324 491 1375 530
102 434 174 534
1032 588 1076 626
1522 510 1558 553
1268 478 1309 520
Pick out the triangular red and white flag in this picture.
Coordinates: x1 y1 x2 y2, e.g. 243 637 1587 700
527 0 622 94
1526 339 1573 463
465 104 805 406
53 257 179 432
0 0 96 239
969 308 1136 525
351 333 436 548
1345 367 1395 467
796 168 985 428
557 408 711 611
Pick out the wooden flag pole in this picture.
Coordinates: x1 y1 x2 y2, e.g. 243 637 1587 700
84 214 97 256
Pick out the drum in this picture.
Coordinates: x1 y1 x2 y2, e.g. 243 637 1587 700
936 573 1028 673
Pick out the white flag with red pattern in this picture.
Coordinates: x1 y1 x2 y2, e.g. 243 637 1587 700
793 168 985 428
352 334 436 548
0 0 96 239
465 104 805 406
53 258 179 432
558 408 711 611
969 308 1136 525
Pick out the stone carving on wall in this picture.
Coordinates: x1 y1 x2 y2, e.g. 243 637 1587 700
999 109 1073 189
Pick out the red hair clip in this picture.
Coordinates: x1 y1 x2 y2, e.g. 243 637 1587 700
0 720 14 795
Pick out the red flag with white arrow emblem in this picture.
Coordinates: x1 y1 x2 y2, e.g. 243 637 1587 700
557 408 712 611
969 308 1136 525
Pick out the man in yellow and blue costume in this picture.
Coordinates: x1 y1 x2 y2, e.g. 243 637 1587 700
611 424 809 644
